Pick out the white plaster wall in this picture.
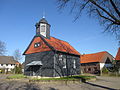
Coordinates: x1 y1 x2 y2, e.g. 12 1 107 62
0 64 16 71
100 63 105 70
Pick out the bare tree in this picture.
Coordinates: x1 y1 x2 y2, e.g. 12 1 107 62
0 40 7 56
57 0 120 36
13 49 22 62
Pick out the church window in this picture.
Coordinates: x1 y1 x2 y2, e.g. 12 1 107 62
59 54 63 61
73 60 76 68
63 58 66 68
34 42 41 48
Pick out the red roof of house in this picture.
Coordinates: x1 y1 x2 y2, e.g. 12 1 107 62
24 36 80 56
80 51 110 63
115 47 120 60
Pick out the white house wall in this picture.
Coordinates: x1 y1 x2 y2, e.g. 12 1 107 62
0 64 16 71
100 63 105 70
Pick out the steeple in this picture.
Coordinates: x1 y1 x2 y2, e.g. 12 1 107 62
35 17 51 39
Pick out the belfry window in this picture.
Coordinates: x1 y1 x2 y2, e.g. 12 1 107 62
41 25 45 32
34 42 41 48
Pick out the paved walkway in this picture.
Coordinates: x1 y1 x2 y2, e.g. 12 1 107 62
87 76 120 90
0 74 12 80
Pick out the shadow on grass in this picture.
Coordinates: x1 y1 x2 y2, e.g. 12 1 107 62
85 82 117 90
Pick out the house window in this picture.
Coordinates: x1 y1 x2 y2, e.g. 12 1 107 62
34 42 41 48
73 60 76 69
94 67 97 70
1 64 3 66
88 68 91 71
6 64 8 66
11 64 12 66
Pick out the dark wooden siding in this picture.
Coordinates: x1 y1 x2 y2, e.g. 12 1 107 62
24 51 80 77
24 51 54 77
54 53 80 77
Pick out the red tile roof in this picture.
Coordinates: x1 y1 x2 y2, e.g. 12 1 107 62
81 51 109 63
45 37 80 55
24 36 80 56
24 37 51 54
115 47 120 60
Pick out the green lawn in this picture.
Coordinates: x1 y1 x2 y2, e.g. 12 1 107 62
7 74 96 81
30 75 96 81
7 74 27 79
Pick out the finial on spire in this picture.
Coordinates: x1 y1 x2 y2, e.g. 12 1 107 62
43 11 45 18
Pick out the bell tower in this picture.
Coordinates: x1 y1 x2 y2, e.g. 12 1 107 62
35 17 51 39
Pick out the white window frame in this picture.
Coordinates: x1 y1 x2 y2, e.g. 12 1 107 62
34 42 41 48
73 60 76 69
59 55 63 61
63 58 66 68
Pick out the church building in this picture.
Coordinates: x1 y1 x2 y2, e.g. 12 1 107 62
23 17 80 77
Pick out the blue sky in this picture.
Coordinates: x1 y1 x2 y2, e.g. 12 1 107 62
0 0 119 62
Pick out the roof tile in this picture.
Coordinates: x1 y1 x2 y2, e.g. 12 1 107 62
24 36 80 55
81 51 108 63
115 47 120 60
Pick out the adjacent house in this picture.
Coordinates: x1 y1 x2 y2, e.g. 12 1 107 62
0 56 19 73
115 47 120 74
23 17 80 77
115 47 120 61
80 51 113 74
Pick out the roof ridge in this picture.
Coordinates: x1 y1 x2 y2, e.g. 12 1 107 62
50 36 68 43
39 35 55 51
50 36 80 55
81 51 107 55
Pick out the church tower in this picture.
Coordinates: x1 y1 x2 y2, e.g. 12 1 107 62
35 17 51 39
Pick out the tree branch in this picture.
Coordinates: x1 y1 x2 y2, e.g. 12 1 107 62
89 0 118 21
96 9 115 24
109 0 120 18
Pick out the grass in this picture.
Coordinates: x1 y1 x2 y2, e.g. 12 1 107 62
7 74 27 79
6 74 96 82
102 73 120 77
30 75 96 81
